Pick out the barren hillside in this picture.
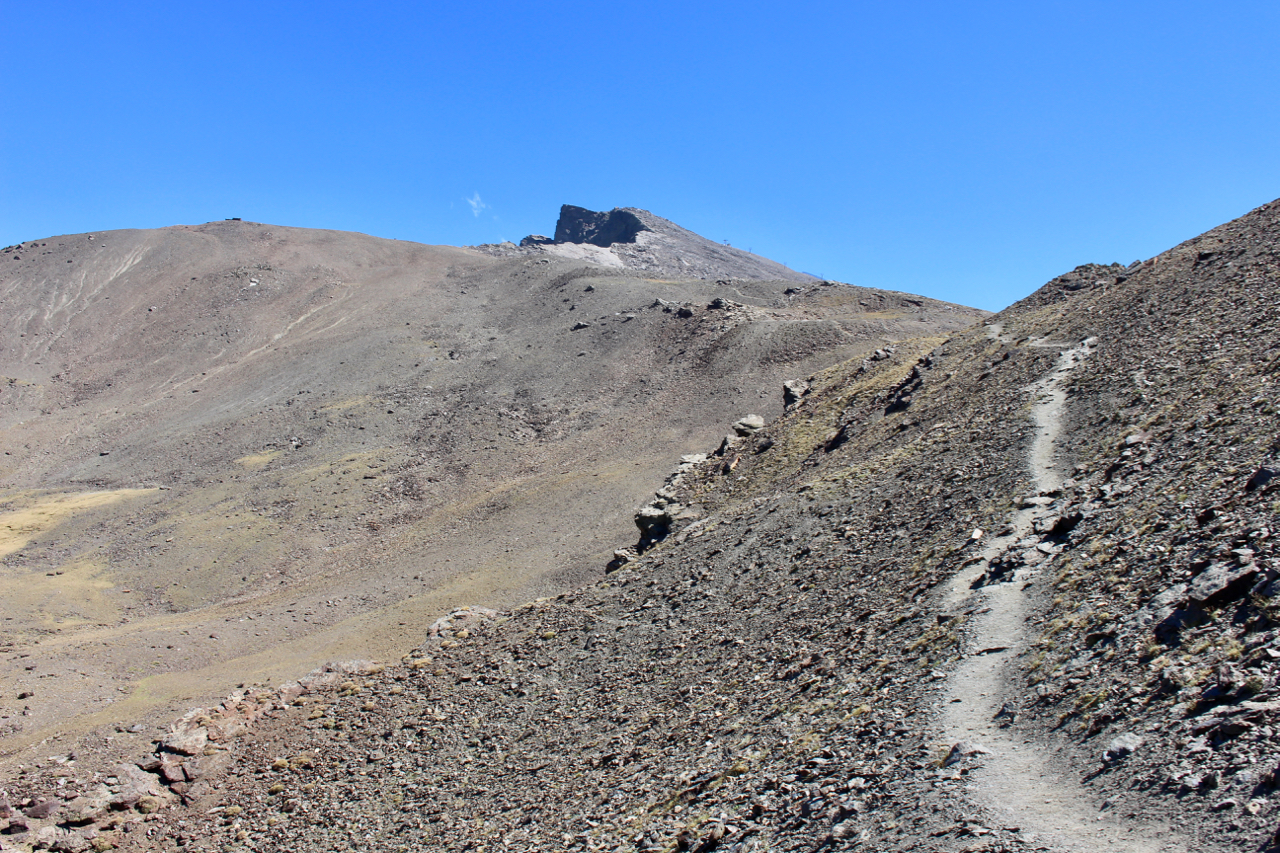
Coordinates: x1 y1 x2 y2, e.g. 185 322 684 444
0 216 982 799
3 198 1273 853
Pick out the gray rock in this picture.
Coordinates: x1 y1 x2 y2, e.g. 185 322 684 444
109 764 168 811
1125 583 1189 632
635 504 674 533
1104 732 1143 762
1188 561 1258 603
783 380 810 408
942 741 991 767
160 725 208 756
733 415 765 436
1245 467 1275 491
158 755 187 783
550 205 815 281
181 750 231 781
61 787 111 825
554 205 648 247
22 799 59 819
35 825 91 853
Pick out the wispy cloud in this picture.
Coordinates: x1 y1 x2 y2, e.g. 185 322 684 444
466 192 486 217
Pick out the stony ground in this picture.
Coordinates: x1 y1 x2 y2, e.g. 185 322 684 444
3 198 1280 852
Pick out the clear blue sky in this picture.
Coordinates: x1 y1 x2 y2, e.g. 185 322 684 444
3 1 1277 311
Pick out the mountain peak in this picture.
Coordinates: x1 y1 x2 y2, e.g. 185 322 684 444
552 204 650 246
478 204 819 282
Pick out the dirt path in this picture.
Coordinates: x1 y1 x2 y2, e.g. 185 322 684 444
935 324 1181 851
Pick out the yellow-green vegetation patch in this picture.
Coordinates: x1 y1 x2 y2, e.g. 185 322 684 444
0 488 158 559
316 395 372 413
0 557 122 630
235 450 283 470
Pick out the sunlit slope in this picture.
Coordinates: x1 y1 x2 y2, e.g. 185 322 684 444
0 219 985 763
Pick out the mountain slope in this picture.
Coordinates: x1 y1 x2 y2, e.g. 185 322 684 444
0 217 984 785
23 198 1279 853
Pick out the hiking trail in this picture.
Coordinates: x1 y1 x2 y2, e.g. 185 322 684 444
934 322 1182 851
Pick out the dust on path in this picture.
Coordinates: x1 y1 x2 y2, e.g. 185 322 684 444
935 323 1182 851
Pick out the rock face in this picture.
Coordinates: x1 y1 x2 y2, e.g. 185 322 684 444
483 203 822 281
552 205 648 246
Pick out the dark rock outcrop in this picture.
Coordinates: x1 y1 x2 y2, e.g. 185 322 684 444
553 205 648 246
496 204 822 281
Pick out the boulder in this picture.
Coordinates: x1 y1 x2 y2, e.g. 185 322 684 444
1188 561 1258 603
733 415 765 436
158 755 187 784
1105 732 1144 763
109 764 168 811
1246 467 1276 491
783 380 810 407
182 750 232 782
160 725 208 756
942 741 990 767
22 800 59 820
427 607 502 639
635 504 675 533
2 813 29 835
61 787 111 825
32 825 91 852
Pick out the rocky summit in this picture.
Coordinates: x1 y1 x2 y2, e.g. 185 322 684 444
479 205 818 282
1 199 1279 853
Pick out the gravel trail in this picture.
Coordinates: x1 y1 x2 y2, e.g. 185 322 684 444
936 327 1181 851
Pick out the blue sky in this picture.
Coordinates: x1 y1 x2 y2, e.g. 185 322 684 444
2 1 1277 311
